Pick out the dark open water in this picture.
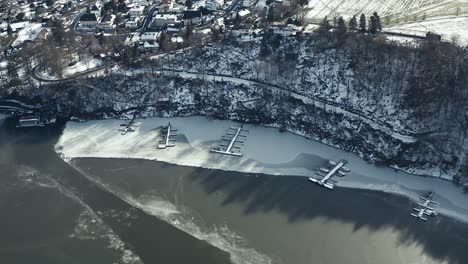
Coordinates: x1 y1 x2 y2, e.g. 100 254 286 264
0 120 231 264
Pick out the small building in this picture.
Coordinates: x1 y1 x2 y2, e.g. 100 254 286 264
16 116 44 128
80 13 97 27
167 23 183 33
151 14 178 28
183 10 202 25
125 17 141 29
98 14 115 31
270 26 294 37
139 41 159 52
129 5 145 17
140 31 160 41
238 9 251 18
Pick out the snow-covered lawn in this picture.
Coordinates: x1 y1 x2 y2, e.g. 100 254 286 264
63 57 103 77
56 116 468 223
12 23 44 47
37 57 104 80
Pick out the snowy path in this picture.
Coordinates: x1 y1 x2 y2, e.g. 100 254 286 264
56 117 468 223
158 69 418 143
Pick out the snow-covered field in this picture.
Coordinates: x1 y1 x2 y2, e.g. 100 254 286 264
305 0 454 20
56 117 468 223
385 16 468 44
305 0 468 44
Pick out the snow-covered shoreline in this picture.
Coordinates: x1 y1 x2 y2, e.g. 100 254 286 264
55 116 468 224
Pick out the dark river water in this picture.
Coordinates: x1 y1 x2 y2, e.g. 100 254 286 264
1 119 468 264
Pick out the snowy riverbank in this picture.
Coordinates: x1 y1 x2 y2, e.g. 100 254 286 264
55 116 468 223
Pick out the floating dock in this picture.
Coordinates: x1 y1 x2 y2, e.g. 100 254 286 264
158 122 177 149
411 192 438 221
309 159 350 190
119 113 137 135
211 125 248 157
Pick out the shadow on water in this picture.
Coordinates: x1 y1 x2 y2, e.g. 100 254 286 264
4 118 468 264
0 122 231 264
185 163 468 264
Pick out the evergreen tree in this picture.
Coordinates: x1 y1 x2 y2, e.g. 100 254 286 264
46 0 54 7
235 12 241 25
185 0 193 9
6 23 12 35
185 23 193 40
298 0 308 7
51 20 66 46
337 16 347 34
7 61 18 80
359 13 366 33
259 34 271 57
373 12 382 32
267 6 275 21
369 13 380 35
317 16 331 34
349 15 357 31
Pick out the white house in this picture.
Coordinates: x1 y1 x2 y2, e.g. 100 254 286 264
129 5 145 17
139 41 159 52
270 26 295 37
151 14 178 27
132 0 150 7
125 17 141 28
140 31 160 41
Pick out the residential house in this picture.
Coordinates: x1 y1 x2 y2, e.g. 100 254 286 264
151 14 178 28
125 16 141 28
98 14 115 31
182 10 202 25
140 31 160 42
80 13 97 27
129 5 145 17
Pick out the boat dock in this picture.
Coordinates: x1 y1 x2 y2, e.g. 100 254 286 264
119 114 137 135
211 125 248 157
309 160 350 190
411 192 438 221
158 122 177 149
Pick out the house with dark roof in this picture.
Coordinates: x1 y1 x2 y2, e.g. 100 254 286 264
183 10 202 25
80 13 97 27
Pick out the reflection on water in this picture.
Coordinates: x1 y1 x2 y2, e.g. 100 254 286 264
74 157 468 264
0 122 231 264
